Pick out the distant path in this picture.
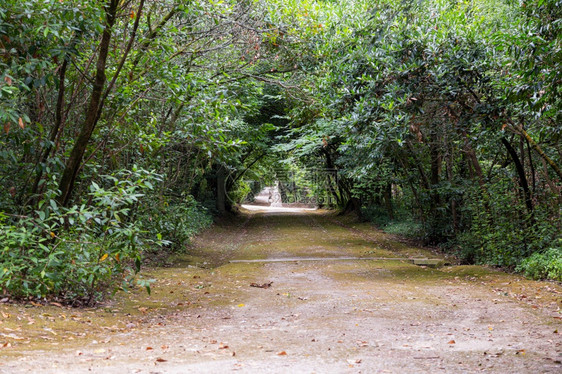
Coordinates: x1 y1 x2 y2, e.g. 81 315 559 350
1 207 561 373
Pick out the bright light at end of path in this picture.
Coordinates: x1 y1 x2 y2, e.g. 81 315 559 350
240 204 318 213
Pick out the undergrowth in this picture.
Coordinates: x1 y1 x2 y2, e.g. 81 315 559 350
0 167 212 305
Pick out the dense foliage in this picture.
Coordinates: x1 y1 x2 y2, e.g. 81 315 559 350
1 0 560 302
286 0 561 277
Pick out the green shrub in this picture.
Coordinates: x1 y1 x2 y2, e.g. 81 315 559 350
141 195 212 252
361 205 393 227
361 205 423 240
229 180 252 204
0 167 161 303
453 231 481 264
517 243 562 281
456 179 560 268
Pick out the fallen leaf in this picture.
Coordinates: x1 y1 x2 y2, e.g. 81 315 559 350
277 351 287 356
250 282 273 289
18 117 24 129
50 302 63 308
100 253 108 262
448 340 456 344
161 345 168 350
219 343 229 349
516 349 526 355
237 303 245 307
156 358 167 362
146 346 153 350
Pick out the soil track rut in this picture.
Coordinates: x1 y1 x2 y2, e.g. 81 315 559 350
1 208 561 373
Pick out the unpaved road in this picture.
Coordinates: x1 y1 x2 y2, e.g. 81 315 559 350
1 208 561 373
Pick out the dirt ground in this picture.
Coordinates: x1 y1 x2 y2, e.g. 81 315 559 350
1 207 561 373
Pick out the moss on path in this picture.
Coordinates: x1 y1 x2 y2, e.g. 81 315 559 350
1 208 561 373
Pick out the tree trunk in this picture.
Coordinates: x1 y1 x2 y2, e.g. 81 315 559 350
383 183 394 220
406 142 430 190
429 140 441 210
463 135 494 223
501 137 534 216
216 165 227 214
32 57 69 197
57 0 118 206
509 122 562 181
322 149 343 207
445 142 458 234
464 140 485 188
540 158 562 204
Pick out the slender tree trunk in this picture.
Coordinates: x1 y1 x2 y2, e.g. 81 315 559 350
462 135 494 223
501 137 534 216
31 58 69 197
383 183 394 220
216 165 227 213
522 128 562 180
445 138 457 234
322 149 343 207
464 140 485 188
57 0 144 206
405 142 430 189
526 137 536 194
540 158 561 203
504 121 562 181
128 7 179 80
397 153 424 221
429 140 441 208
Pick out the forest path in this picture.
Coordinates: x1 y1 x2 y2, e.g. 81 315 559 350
1 208 561 373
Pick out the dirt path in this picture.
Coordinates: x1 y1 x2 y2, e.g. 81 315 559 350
1 208 561 373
